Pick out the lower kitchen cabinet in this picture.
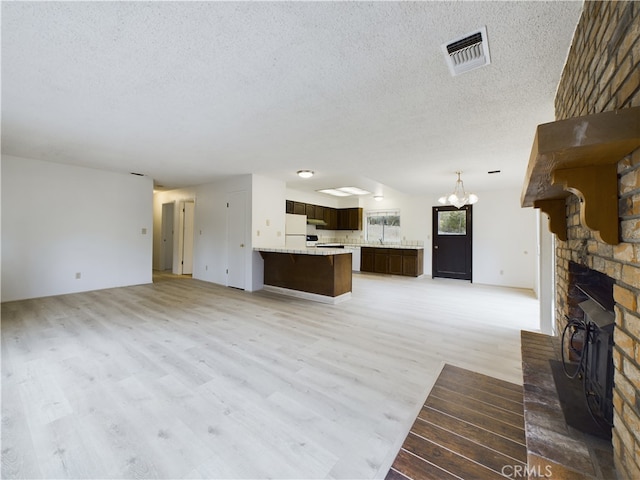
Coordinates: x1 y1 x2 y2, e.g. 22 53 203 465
360 247 423 277
402 249 424 276
361 247 375 272
374 249 390 274
389 251 403 275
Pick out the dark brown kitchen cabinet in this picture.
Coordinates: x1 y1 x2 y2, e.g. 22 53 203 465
305 204 315 220
388 251 403 275
337 207 362 230
402 249 424 277
374 248 390 273
360 247 423 277
361 248 375 272
348 208 362 230
285 201 360 231
337 209 348 229
293 202 306 215
324 208 338 229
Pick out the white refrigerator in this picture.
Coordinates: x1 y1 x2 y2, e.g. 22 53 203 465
285 214 307 249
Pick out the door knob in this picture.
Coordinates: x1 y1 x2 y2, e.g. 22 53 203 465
434 245 439 249
240 243 245 248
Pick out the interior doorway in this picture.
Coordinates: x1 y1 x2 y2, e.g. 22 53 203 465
432 205 473 281
178 200 195 275
160 202 175 271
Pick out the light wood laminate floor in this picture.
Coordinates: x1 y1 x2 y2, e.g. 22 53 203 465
1 273 539 479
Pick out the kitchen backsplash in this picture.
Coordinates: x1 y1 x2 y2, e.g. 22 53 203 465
317 236 424 247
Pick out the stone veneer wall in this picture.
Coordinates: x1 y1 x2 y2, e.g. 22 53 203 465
553 2 640 479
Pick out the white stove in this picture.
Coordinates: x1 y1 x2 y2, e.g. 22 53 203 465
306 235 319 247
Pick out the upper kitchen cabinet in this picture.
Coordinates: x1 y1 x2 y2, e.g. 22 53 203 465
323 207 337 230
349 208 362 230
293 202 306 216
284 201 361 231
338 208 362 230
305 203 315 220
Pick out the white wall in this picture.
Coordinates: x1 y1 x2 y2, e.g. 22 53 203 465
471 188 538 289
253 176 286 249
1 155 153 301
252 175 287 291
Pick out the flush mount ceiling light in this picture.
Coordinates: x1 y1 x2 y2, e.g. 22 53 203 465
317 188 352 197
337 186 371 195
317 186 372 197
297 170 314 178
374 195 384 201
438 171 478 209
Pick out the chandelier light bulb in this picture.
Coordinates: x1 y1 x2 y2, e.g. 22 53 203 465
439 171 478 209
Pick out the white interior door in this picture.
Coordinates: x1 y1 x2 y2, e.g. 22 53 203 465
182 201 195 275
227 191 247 289
161 203 174 271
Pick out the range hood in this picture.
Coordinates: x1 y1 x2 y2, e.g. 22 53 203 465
307 218 327 226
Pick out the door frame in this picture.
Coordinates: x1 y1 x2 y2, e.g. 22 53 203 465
181 200 195 275
432 204 473 281
160 202 175 271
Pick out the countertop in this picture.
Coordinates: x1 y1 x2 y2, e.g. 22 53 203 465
256 245 423 254
255 247 352 256
347 244 423 250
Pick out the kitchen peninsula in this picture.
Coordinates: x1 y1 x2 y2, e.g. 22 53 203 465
256 247 352 304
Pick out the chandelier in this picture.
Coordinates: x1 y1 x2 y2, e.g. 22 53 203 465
438 171 478 209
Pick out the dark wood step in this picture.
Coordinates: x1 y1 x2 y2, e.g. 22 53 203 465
386 364 526 480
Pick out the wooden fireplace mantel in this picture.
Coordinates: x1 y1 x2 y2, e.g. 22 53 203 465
521 106 640 245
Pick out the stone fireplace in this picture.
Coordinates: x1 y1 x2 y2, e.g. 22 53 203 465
547 2 640 479
566 261 616 426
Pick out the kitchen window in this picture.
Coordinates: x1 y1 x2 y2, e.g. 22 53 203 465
366 210 401 244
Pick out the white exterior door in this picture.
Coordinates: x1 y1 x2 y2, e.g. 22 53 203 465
227 191 247 289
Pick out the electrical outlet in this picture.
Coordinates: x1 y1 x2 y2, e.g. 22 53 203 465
205 265 208 271
266 219 270 226
141 228 147 235
75 272 81 279
257 230 260 236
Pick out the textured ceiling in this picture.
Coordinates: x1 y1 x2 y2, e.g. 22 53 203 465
1 1 583 197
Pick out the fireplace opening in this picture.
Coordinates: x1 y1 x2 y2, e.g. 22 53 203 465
554 262 615 439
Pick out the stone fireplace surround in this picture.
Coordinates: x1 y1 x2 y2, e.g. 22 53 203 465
526 2 639 478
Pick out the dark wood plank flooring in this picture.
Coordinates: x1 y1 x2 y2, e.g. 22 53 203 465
386 364 526 480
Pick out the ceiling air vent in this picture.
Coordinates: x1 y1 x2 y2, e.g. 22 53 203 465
442 26 490 76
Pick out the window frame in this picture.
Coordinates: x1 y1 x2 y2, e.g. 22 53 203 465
365 209 401 244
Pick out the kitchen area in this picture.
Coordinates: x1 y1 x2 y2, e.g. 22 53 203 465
255 200 425 304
